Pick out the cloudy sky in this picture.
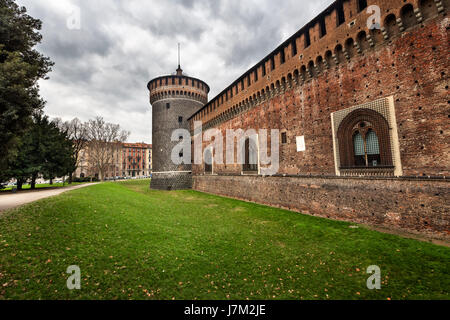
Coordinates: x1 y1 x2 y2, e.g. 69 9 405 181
17 0 332 143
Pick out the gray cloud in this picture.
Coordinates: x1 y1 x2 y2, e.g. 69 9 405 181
17 0 332 143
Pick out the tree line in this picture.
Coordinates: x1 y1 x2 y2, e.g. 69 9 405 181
0 1 129 190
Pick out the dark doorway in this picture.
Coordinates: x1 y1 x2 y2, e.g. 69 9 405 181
243 138 258 173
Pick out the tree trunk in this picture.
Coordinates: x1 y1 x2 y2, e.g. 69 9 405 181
17 179 23 190
68 172 73 184
49 178 53 185
30 174 37 189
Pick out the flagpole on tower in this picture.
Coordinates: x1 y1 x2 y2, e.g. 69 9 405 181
176 43 183 76
178 43 181 69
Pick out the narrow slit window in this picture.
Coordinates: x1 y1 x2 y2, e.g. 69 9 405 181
291 40 297 56
281 132 288 144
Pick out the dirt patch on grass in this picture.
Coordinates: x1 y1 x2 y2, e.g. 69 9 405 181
365 225 450 248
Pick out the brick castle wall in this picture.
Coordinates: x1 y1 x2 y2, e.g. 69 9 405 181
187 0 449 238
193 175 449 239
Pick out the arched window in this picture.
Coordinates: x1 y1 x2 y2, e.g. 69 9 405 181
384 14 399 39
334 44 345 64
337 109 393 169
353 127 381 167
400 4 417 30
357 31 370 52
325 50 335 68
353 132 365 166
419 0 438 20
204 148 213 174
345 38 355 59
243 137 258 173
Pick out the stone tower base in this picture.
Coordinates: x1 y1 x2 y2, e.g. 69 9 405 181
150 172 193 190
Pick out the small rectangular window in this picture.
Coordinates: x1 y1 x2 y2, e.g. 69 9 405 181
280 49 285 64
270 56 275 70
166 103 170 109
319 18 327 38
337 2 345 26
304 30 311 48
291 40 297 56
281 132 288 144
262 63 266 76
254 70 258 82
358 0 367 12
178 116 183 123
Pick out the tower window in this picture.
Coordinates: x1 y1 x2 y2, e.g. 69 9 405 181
166 103 170 109
178 116 183 123
270 56 275 71
281 132 288 144
262 63 266 76
280 49 286 64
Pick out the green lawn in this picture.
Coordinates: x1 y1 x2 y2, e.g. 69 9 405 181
1 182 85 192
0 180 448 300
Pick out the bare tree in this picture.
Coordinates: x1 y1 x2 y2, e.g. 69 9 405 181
85 117 129 181
54 117 89 183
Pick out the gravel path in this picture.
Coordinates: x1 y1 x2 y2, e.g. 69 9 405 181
0 183 99 212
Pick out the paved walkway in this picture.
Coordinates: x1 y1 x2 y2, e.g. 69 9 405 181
0 183 99 212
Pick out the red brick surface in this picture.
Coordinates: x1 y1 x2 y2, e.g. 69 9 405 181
187 1 449 237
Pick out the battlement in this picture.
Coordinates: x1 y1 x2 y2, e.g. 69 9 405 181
188 0 447 128
148 73 210 105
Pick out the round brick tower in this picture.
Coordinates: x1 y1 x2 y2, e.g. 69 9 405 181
148 66 209 190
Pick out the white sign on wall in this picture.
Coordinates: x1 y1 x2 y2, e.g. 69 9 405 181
296 136 306 152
